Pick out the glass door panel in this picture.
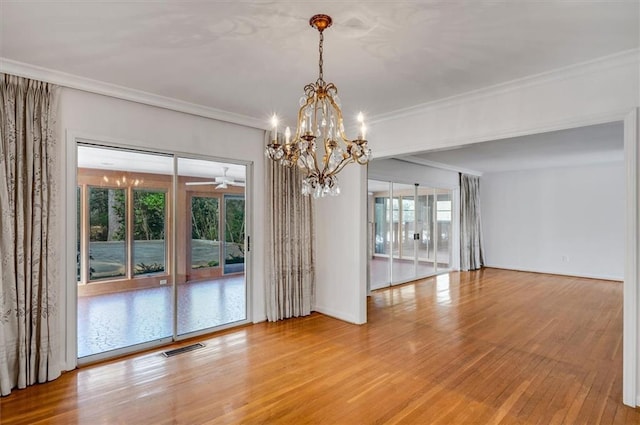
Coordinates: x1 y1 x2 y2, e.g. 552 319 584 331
436 192 452 269
77 145 173 359
367 179 455 291
416 188 436 277
391 183 416 284
368 180 391 289
177 158 247 336
223 195 246 275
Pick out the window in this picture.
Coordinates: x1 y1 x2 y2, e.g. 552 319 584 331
191 196 220 269
88 187 127 281
133 190 167 275
76 171 170 285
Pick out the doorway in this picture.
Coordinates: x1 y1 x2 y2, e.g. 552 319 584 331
368 179 453 290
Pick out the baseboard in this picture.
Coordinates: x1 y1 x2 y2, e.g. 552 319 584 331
484 264 623 282
313 305 364 325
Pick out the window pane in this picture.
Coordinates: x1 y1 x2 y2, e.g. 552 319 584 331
89 187 126 280
191 196 220 269
374 197 388 255
133 190 166 275
437 193 452 268
224 196 245 273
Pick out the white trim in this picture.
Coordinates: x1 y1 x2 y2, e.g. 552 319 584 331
373 110 631 160
77 337 175 366
245 162 255 324
623 108 638 407
64 130 79 371
397 156 483 177
0 58 267 130
371 49 639 125
484 265 623 283
357 165 368 324
313 305 362 325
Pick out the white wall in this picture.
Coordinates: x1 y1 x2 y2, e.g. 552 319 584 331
481 162 625 280
56 88 266 369
314 165 368 324
370 51 638 158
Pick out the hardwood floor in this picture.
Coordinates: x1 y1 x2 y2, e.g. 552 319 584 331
2 268 638 424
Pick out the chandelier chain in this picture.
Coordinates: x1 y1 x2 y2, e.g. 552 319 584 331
318 31 324 82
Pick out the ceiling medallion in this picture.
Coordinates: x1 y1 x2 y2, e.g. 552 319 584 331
265 14 371 198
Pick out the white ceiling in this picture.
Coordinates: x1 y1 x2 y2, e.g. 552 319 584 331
401 121 624 174
1 1 638 128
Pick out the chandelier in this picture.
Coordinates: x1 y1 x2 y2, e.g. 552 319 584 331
265 14 372 198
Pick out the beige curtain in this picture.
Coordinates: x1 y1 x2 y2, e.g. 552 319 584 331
265 133 315 321
460 174 485 271
0 74 61 396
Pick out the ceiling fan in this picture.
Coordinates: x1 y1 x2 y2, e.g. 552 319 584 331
185 167 246 189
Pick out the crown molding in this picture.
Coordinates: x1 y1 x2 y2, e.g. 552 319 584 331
0 58 267 130
371 48 640 125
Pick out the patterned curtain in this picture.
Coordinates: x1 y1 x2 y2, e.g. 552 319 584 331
265 132 315 321
0 74 61 396
460 174 485 271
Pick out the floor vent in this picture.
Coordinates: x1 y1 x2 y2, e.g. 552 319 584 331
162 343 205 357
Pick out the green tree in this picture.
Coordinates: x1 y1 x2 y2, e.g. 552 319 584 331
191 197 218 241
134 191 166 240
225 197 245 255
89 187 125 241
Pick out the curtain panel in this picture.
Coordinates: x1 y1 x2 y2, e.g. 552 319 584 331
460 174 485 271
265 133 316 321
0 74 61 396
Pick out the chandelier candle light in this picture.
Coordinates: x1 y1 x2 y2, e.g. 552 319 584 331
265 14 372 198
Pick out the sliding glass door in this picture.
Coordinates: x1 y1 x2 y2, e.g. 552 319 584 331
368 180 453 289
177 158 247 336
77 145 174 358
77 144 249 361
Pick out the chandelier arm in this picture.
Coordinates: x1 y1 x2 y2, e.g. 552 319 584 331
321 149 334 176
311 147 322 173
329 156 354 177
313 97 319 140
326 94 352 144
354 154 369 165
295 93 316 141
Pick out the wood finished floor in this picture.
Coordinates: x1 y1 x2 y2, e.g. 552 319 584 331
2 268 639 424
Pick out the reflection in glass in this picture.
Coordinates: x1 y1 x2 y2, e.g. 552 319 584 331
88 187 126 280
133 190 166 275
437 193 452 268
191 196 220 269
224 195 245 274
369 181 454 289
